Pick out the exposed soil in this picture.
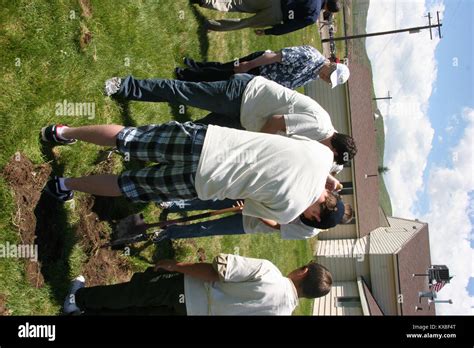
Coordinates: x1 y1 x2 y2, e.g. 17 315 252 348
2 153 50 288
75 195 133 286
79 0 92 18
0 294 11 316
1 153 133 293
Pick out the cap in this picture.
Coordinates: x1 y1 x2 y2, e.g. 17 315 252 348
319 199 345 228
330 63 350 89
299 200 345 229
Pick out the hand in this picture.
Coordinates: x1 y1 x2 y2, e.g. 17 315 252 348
254 29 265 36
316 189 330 204
155 259 178 272
233 61 251 74
233 200 245 210
325 176 341 192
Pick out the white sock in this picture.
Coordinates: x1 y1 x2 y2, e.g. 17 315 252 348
58 177 70 191
56 125 70 140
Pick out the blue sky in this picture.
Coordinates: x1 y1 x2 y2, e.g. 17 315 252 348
417 0 473 217
366 0 473 315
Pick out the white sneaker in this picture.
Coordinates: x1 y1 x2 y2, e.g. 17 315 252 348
104 77 122 96
152 229 170 243
159 201 173 209
63 275 85 315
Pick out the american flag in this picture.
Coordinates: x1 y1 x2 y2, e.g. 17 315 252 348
431 281 446 293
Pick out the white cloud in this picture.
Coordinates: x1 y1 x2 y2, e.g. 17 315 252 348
419 107 474 315
367 0 444 218
445 114 460 134
445 125 454 134
367 1 474 315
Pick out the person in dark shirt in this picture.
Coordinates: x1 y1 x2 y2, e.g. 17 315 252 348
191 0 340 35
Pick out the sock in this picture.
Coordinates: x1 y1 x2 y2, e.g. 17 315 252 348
55 125 70 140
58 177 70 191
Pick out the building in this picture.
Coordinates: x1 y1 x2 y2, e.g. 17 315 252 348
304 59 435 316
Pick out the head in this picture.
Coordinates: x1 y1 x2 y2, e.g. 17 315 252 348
318 62 350 88
330 132 357 165
301 191 344 229
288 262 333 299
324 0 341 13
341 203 354 224
301 189 329 223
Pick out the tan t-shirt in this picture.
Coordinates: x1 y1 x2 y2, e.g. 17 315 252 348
240 76 335 141
195 125 334 224
184 254 299 315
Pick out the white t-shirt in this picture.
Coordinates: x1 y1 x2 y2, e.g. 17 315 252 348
184 254 299 315
243 215 320 240
239 76 336 141
195 125 334 224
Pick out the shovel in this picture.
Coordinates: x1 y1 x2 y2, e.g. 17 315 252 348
104 206 242 248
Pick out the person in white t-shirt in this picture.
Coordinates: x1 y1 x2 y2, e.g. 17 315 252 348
41 121 334 225
104 74 357 167
152 195 354 242
63 253 333 315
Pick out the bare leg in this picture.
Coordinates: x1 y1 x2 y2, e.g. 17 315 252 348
62 125 125 147
64 175 122 196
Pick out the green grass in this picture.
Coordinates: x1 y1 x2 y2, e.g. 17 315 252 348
0 0 320 316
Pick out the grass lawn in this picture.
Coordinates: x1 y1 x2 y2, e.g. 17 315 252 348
0 0 323 316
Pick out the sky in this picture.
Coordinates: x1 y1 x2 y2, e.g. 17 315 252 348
366 0 473 315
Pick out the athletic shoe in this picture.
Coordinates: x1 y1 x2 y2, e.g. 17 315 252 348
104 77 122 96
44 176 74 203
41 124 76 145
152 229 170 244
63 275 85 315
183 57 196 68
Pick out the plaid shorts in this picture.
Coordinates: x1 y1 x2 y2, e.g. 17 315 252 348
116 121 207 202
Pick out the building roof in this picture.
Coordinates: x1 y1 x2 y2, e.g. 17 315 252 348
360 277 384 315
346 60 380 238
394 221 436 315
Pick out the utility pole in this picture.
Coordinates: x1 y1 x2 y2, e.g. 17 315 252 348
373 91 392 101
322 11 442 43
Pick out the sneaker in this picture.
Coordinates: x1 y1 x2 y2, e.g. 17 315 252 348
183 57 195 68
104 77 122 96
174 67 185 80
41 124 77 145
152 229 170 244
63 275 85 315
159 201 173 210
44 176 74 203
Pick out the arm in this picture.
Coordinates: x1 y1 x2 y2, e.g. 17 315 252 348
214 254 272 283
234 51 282 73
260 115 286 134
263 18 315 36
259 218 280 230
155 260 219 282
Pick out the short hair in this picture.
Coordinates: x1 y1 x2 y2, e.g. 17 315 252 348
326 0 341 12
301 262 333 298
341 203 354 224
331 132 358 165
